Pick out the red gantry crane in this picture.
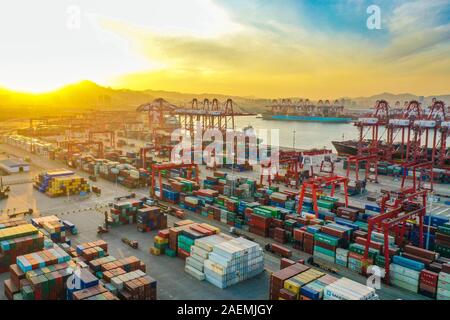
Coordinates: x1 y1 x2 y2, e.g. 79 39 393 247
355 100 390 157
346 154 379 183
66 141 104 160
150 163 200 200
363 188 427 283
89 130 115 149
297 175 349 218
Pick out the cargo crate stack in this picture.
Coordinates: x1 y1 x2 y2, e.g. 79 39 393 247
270 263 309 300
313 231 341 265
136 206 167 232
151 220 219 258
5 258 79 300
31 216 67 244
323 277 378 300
204 237 264 289
0 223 44 273
110 200 143 226
34 170 90 197
96 160 147 189
437 264 450 300
47 175 89 197
184 233 234 281
4 237 157 300
180 196 200 212
435 222 450 258
270 262 377 300
390 255 425 293
300 274 339 300
177 224 217 259
74 240 109 261
87 255 155 300
5 246 155 300
152 229 170 255
282 268 326 299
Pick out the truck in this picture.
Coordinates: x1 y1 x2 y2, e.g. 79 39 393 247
122 237 139 249
0 178 10 200
264 243 292 258
229 227 255 242
114 193 136 201
307 256 339 274
62 220 78 235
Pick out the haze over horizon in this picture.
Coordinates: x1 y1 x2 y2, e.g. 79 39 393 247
1 0 449 99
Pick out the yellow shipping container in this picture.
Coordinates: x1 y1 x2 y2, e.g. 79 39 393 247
154 236 169 245
284 278 302 295
0 224 38 241
150 247 161 256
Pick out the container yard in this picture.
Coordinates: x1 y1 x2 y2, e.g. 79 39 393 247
0 2 449 314
1 103 450 303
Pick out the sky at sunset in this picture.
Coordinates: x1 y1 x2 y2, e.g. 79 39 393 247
0 0 449 98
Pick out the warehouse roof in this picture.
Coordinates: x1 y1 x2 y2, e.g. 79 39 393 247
0 159 29 168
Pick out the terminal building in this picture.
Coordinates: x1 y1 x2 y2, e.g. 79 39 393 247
0 159 30 174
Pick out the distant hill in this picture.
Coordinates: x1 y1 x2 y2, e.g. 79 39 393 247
349 93 450 110
0 81 448 120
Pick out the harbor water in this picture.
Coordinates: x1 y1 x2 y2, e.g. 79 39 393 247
234 117 358 151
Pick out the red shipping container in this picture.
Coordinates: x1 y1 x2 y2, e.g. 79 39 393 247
280 258 296 269
404 245 436 261
355 237 382 251
293 229 304 242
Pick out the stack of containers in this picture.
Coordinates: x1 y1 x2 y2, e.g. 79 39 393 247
75 240 108 262
313 232 340 264
269 263 310 300
293 228 305 251
181 196 200 212
110 200 143 226
300 274 339 300
184 234 233 281
303 232 315 255
323 277 379 300
270 192 289 208
153 229 170 255
273 227 286 244
0 224 44 273
402 245 437 266
16 247 71 272
348 243 378 274
34 170 90 197
390 255 425 293
249 212 271 237
437 264 450 300
283 268 325 299
420 269 439 298
204 237 264 289
5 259 78 300
436 222 450 258
31 216 66 243
335 248 349 267
136 206 167 232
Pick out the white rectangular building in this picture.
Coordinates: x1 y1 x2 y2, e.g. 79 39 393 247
0 159 30 174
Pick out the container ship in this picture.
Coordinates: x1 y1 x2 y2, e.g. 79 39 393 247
262 99 354 123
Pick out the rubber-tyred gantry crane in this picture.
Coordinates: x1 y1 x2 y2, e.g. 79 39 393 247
66 141 104 159
400 161 434 192
89 130 115 148
150 163 200 200
363 188 427 283
346 154 379 183
297 175 349 218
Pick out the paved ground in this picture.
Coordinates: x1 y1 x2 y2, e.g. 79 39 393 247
0 141 444 300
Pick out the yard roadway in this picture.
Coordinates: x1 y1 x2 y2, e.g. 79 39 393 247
0 142 437 300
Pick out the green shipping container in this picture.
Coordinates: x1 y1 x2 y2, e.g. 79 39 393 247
314 233 340 247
